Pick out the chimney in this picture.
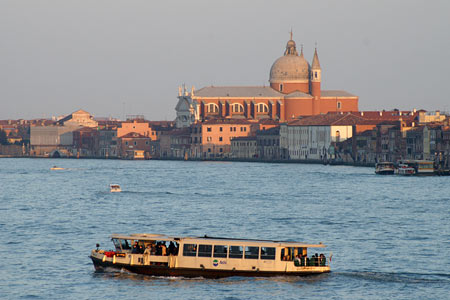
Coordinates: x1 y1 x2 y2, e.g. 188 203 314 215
379 111 383 116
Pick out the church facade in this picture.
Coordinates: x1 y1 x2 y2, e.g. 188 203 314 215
175 36 358 127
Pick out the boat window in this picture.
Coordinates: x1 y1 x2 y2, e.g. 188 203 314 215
182 244 197 257
112 239 121 251
121 240 131 250
229 246 243 259
260 247 275 260
198 244 212 257
213 245 228 258
245 246 259 259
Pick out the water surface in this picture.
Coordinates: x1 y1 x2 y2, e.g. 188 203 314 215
0 158 449 299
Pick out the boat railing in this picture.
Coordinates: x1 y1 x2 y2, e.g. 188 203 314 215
294 256 327 267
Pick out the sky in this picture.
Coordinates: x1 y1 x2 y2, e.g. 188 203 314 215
1 0 449 121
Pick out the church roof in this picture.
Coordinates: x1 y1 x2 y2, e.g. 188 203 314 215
285 91 313 98
320 90 358 98
194 86 284 98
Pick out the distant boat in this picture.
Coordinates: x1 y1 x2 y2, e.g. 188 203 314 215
375 162 395 175
50 166 65 170
110 184 121 193
397 161 415 176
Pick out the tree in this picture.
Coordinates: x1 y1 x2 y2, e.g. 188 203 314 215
0 129 8 145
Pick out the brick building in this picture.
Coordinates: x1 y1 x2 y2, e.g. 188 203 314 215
175 34 358 126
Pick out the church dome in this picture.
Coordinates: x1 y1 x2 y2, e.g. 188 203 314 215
269 39 310 83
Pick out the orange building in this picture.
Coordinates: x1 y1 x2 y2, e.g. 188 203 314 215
190 119 260 159
176 35 358 125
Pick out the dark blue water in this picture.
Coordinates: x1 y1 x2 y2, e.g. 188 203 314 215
0 158 449 299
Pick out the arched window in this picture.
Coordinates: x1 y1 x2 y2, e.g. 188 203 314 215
256 103 269 113
336 131 341 143
279 84 283 92
231 103 244 113
337 102 342 109
206 103 219 113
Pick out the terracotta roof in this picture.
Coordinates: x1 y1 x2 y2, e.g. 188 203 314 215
351 111 417 120
285 91 313 98
258 119 280 125
194 86 284 98
119 132 149 139
320 90 358 98
288 113 368 126
201 118 255 125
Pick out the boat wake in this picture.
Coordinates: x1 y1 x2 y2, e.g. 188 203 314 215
337 271 450 284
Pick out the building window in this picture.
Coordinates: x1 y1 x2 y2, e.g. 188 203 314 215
219 127 223 132
220 148 223 152
134 141 137 146
337 102 342 109
219 137 223 142
208 148 211 152
232 103 244 113
207 137 212 142
206 103 219 113
315 71 318 79
145 141 149 145
125 141 128 145
280 84 283 92
256 103 268 113
207 127 212 132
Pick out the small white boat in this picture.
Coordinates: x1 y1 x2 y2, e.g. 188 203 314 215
50 166 65 170
110 184 121 192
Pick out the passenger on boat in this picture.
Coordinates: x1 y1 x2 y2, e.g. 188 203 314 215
132 241 144 254
143 245 151 264
161 243 167 256
168 241 176 255
131 241 139 254
319 253 326 266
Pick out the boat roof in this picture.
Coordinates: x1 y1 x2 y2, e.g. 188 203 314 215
111 233 327 248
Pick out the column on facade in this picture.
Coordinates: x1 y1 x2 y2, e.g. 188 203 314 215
219 100 226 118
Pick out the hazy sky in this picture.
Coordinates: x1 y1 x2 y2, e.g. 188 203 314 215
1 0 449 120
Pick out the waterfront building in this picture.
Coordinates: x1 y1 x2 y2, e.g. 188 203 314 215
158 128 191 159
55 109 98 128
118 132 152 159
175 34 358 124
30 125 75 157
282 113 367 160
256 127 281 160
230 136 258 159
72 127 99 157
98 128 118 158
190 119 259 159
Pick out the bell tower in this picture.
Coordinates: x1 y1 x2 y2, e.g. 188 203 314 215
311 47 321 98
